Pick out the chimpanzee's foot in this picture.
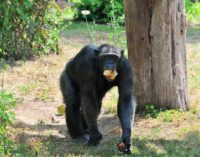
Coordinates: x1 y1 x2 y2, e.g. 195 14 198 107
86 132 103 146
98 131 103 140
74 134 90 144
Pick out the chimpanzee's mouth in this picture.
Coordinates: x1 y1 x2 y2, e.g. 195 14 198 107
103 70 118 81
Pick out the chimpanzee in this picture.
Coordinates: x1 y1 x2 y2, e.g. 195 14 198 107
60 44 137 154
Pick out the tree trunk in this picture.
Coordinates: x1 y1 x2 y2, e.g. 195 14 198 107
124 0 189 111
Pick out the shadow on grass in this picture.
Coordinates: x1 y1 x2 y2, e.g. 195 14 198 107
132 131 200 157
12 116 200 157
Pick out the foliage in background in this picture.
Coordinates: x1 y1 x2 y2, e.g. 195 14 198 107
0 90 16 156
81 10 97 44
107 1 126 49
79 2 126 49
0 0 69 60
73 0 124 24
1 0 198 61
73 0 200 25
185 0 200 24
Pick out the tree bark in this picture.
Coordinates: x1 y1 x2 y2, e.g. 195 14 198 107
124 0 189 111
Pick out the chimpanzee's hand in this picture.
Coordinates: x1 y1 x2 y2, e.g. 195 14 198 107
117 136 132 154
117 142 132 154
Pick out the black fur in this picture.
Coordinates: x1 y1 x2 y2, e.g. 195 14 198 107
60 44 136 150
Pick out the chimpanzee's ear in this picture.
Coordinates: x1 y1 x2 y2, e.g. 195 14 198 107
120 49 124 58
94 47 101 56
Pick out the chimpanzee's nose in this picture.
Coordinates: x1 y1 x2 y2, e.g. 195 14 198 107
108 60 114 64
105 61 116 70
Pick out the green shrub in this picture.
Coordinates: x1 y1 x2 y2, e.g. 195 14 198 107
0 0 68 60
74 0 124 24
144 104 162 118
186 0 192 11
185 0 200 23
0 90 16 156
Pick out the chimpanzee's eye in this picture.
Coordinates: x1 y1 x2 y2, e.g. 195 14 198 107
99 54 120 66
112 55 120 63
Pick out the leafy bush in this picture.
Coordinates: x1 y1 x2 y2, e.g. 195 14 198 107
74 0 124 24
0 0 68 60
144 104 184 123
185 0 200 23
0 90 16 156
144 104 162 118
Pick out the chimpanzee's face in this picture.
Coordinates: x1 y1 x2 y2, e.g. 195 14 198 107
99 55 120 71
97 45 123 81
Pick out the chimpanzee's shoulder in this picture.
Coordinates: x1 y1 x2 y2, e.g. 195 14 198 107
77 44 98 57
121 57 131 68
118 57 133 77
83 44 97 51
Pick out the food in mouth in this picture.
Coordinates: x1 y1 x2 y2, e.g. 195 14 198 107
103 70 118 81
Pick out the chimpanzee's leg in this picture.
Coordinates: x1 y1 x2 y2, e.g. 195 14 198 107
60 72 85 138
80 107 88 132
80 86 102 146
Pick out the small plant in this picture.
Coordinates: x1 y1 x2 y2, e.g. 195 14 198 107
159 110 183 123
162 111 173 122
145 104 161 118
81 10 96 44
107 0 126 48
0 90 16 156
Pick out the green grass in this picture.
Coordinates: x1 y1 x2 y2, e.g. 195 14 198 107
67 22 114 32
187 27 200 108
12 128 200 157
62 22 126 50
103 87 118 115
18 83 38 96
62 22 111 39
35 87 53 101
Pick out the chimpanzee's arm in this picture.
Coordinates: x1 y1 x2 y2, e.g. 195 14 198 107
117 59 137 152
